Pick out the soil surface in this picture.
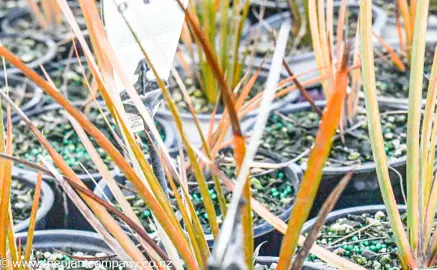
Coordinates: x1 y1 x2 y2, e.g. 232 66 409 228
11 179 38 225
13 107 166 175
306 211 409 270
43 60 92 105
247 8 364 59
374 44 436 99
2 36 49 69
255 106 407 168
373 0 437 23
13 108 119 174
189 150 295 234
166 72 284 114
109 150 296 236
28 250 124 269
7 4 86 40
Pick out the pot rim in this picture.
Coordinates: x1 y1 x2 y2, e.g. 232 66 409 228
255 256 336 269
202 148 303 242
95 148 303 244
0 32 57 76
156 67 300 120
14 229 114 254
93 177 160 239
1 3 88 42
302 204 406 233
242 99 408 175
382 4 437 29
1 75 43 113
297 205 406 269
11 103 160 182
365 38 437 107
246 1 388 66
12 170 55 233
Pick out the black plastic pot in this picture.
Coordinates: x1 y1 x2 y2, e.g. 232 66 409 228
12 103 120 187
156 67 299 147
301 205 406 268
229 149 302 256
0 33 56 77
11 170 55 233
1 2 87 42
12 103 119 230
14 229 115 254
1 75 43 115
11 103 177 230
366 39 437 109
243 100 406 219
0 3 26 24
255 256 335 269
93 175 161 239
94 148 302 255
245 2 387 85
39 57 93 107
247 0 289 23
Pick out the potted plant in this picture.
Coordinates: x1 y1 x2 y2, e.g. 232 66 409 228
41 57 96 107
14 230 123 268
158 68 299 146
245 1 387 84
243 100 407 216
12 103 176 188
10 173 54 233
1 75 43 116
94 148 302 255
192 149 301 254
370 39 437 107
0 0 27 21
0 33 56 77
158 1 300 146
244 1 386 90
1 1 87 43
375 0 437 39
0 0 370 268
302 205 407 269
281 1 437 269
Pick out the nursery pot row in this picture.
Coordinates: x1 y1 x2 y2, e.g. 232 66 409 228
301 205 407 269
12 103 177 230
244 1 387 86
254 205 406 269
15 229 327 269
242 100 406 219
10 169 54 233
1 75 42 116
156 67 300 147
0 32 56 77
93 149 302 256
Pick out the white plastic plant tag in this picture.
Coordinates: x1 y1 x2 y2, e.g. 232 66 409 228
104 0 188 92
126 113 145 132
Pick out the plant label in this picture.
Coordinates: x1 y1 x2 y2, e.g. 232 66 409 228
126 113 145 133
104 0 188 92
